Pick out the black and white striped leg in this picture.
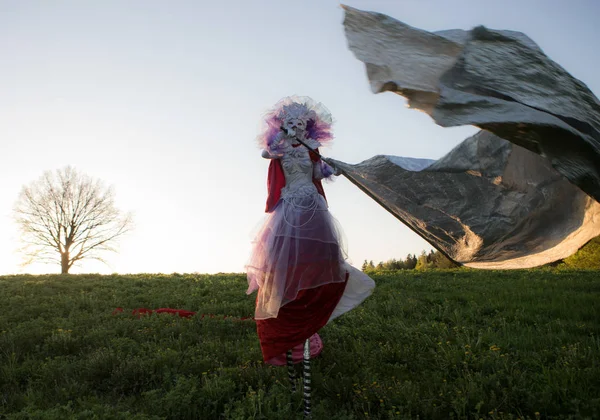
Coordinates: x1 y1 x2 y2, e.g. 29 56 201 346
287 349 296 392
303 339 311 418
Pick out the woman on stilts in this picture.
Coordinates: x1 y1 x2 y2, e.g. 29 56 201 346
246 96 375 417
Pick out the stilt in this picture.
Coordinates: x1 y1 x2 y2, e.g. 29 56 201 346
303 339 311 418
287 349 296 392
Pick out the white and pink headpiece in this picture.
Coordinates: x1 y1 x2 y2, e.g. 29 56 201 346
257 96 334 149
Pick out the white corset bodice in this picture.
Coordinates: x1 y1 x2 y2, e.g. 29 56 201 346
279 139 321 200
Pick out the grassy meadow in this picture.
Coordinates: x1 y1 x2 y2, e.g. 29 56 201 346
0 270 599 419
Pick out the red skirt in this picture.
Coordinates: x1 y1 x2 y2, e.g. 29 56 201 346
256 272 348 363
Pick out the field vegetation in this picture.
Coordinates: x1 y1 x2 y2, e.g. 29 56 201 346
1 269 599 419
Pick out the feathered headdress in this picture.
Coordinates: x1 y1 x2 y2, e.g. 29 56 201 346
257 96 334 150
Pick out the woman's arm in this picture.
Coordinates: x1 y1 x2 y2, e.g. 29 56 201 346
313 161 325 180
311 148 341 178
314 159 341 178
262 131 286 159
262 149 281 159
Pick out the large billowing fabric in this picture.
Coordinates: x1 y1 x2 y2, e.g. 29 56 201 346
331 131 600 269
342 5 600 202
334 6 600 268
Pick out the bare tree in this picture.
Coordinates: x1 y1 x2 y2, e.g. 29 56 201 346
14 166 133 274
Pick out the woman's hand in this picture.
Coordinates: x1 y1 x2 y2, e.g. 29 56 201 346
321 157 343 176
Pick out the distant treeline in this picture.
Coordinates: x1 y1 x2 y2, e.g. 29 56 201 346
364 236 600 272
362 249 458 272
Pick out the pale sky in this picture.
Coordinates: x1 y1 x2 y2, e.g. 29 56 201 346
1 0 599 275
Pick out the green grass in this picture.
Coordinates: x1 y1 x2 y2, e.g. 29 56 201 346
0 270 599 419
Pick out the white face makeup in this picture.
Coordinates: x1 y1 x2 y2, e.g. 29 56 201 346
283 117 306 139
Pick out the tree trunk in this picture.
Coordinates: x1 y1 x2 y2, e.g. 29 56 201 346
61 252 70 274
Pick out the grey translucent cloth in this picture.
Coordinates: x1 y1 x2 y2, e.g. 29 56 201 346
330 131 600 268
343 5 600 201
335 6 600 268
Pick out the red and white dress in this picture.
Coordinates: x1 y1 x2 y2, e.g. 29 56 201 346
246 138 375 364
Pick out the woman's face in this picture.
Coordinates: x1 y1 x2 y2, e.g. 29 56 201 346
283 117 306 138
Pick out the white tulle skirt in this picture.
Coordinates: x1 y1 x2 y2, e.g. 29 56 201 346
246 190 374 320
